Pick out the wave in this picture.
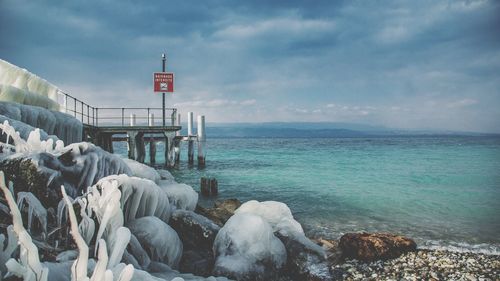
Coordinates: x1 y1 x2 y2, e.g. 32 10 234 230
419 240 500 256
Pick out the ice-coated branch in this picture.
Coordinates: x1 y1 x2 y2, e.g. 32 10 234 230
0 170 49 281
61 185 89 281
17 192 48 238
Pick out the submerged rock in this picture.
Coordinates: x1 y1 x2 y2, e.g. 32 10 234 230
339 232 417 261
170 210 220 276
196 198 242 226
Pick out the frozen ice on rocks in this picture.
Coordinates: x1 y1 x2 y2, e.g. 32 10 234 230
213 213 286 280
159 181 198 211
235 200 304 235
127 216 183 268
121 157 161 183
96 174 171 223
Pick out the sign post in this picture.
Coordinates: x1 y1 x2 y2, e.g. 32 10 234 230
153 54 174 126
162 54 165 127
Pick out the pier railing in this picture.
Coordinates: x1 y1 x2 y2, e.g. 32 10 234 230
58 92 177 127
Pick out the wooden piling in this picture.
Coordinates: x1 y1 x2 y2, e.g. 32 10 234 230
200 177 218 197
197 115 206 167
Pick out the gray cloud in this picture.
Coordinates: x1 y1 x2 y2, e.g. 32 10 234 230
1 0 499 132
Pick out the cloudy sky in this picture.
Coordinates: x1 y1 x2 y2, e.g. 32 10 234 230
1 0 499 132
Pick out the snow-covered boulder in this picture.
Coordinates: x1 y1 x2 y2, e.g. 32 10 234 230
0 101 82 144
121 158 161 183
213 213 287 281
234 200 304 236
127 216 183 269
96 174 171 223
160 181 198 211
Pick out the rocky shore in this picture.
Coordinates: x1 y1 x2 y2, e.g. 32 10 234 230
330 249 500 281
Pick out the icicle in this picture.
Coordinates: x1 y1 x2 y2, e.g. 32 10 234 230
61 185 88 281
0 225 19 274
16 192 48 238
107 227 131 269
0 171 49 281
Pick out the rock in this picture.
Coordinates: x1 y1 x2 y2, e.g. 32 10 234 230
0 157 56 206
169 210 220 276
339 232 417 262
277 233 333 281
195 198 242 226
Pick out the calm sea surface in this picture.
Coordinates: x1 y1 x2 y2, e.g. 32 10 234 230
116 136 500 253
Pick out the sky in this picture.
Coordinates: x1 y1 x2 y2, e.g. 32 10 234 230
1 0 499 132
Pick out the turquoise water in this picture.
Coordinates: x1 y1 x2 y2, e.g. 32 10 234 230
117 136 500 253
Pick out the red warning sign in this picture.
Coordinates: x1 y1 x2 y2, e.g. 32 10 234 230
153 72 174 92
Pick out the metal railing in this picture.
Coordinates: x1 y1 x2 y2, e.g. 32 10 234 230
58 92 177 127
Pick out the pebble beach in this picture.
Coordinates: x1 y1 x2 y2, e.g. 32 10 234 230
331 250 500 281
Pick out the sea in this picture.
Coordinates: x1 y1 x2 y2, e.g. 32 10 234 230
115 135 500 254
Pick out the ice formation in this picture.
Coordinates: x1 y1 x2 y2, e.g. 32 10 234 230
0 101 82 144
61 185 134 281
95 174 171 223
16 191 48 237
159 181 198 211
234 200 304 236
0 171 49 281
121 158 161 183
127 216 183 269
235 200 326 258
36 142 132 198
213 213 287 279
0 59 60 111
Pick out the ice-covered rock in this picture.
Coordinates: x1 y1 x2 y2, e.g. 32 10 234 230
213 213 286 281
196 199 242 227
96 174 171 223
0 59 60 106
0 101 82 144
276 233 333 281
122 158 161 183
127 216 183 269
170 210 220 276
37 142 132 198
160 181 198 211
234 200 304 236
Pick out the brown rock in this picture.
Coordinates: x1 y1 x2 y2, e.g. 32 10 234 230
195 198 242 226
339 232 417 261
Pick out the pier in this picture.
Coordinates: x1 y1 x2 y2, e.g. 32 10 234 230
61 92 206 167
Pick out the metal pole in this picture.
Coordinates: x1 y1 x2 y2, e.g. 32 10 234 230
162 53 166 127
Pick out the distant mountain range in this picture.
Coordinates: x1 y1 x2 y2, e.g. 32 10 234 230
178 122 498 138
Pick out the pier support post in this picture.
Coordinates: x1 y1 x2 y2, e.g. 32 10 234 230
197 115 206 167
127 131 138 160
187 112 194 165
136 132 145 163
148 113 156 164
188 140 194 165
174 137 181 165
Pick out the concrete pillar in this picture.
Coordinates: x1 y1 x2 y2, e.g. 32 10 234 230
150 139 156 164
187 112 194 136
176 113 181 136
148 113 154 126
127 131 138 160
136 132 145 163
197 115 206 167
174 138 181 165
130 114 136 126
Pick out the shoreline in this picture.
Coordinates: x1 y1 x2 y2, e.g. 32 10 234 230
330 249 500 280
